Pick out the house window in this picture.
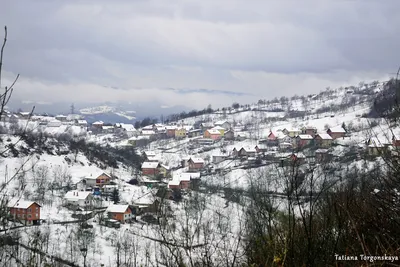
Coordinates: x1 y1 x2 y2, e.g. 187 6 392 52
36 213 39 218
28 208 31 212
27 215 31 218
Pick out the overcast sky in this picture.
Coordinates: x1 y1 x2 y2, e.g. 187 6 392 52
0 0 399 109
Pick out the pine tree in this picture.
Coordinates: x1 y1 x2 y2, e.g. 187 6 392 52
341 122 347 132
111 188 120 204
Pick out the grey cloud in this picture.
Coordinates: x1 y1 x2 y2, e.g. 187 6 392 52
0 0 399 109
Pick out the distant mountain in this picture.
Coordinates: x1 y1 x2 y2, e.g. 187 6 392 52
8 99 191 124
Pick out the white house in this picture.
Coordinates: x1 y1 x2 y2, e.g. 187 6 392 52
214 120 231 130
64 190 93 208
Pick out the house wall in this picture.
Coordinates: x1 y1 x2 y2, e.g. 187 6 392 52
10 203 40 224
168 184 181 189
166 129 176 137
96 174 111 186
110 208 132 223
328 131 345 139
180 181 191 189
175 129 186 138
210 134 221 140
142 168 158 176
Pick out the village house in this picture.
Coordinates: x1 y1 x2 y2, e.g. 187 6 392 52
141 130 156 138
165 125 177 138
279 142 293 152
175 126 187 139
141 162 161 177
168 179 181 190
92 121 104 128
159 164 171 178
267 131 290 146
55 115 67 122
188 157 205 172
76 119 88 127
102 125 115 134
214 120 231 130
327 126 346 139
142 151 161 162
231 147 239 157
314 133 333 148
18 111 32 119
82 172 113 188
115 123 137 137
238 147 257 158
132 199 160 215
200 122 214 133
106 205 132 223
181 156 191 167
224 129 235 140
8 199 41 225
211 126 225 136
392 135 400 147
367 138 388 156
282 127 301 138
64 190 93 208
204 129 222 140
295 134 314 148
188 129 202 138
314 149 331 162
255 144 268 154
301 126 317 137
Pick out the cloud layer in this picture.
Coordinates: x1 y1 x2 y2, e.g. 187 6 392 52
1 0 398 109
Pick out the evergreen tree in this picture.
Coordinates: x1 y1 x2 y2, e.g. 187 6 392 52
111 188 120 204
341 122 347 132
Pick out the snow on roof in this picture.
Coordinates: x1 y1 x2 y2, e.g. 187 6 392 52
120 123 136 132
240 147 257 153
159 164 170 171
329 126 346 133
141 130 156 135
92 121 104 125
214 120 229 125
297 134 313 140
142 125 154 130
143 151 157 157
211 126 225 130
189 157 204 163
64 190 92 201
283 127 301 132
165 125 177 130
174 172 200 181
316 133 333 140
168 180 181 186
206 129 221 135
102 125 114 130
55 114 67 118
106 204 130 213
84 172 111 179
77 120 87 124
315 149 329 153
7 199 39 209
201 122 214 127
141 162 160 169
